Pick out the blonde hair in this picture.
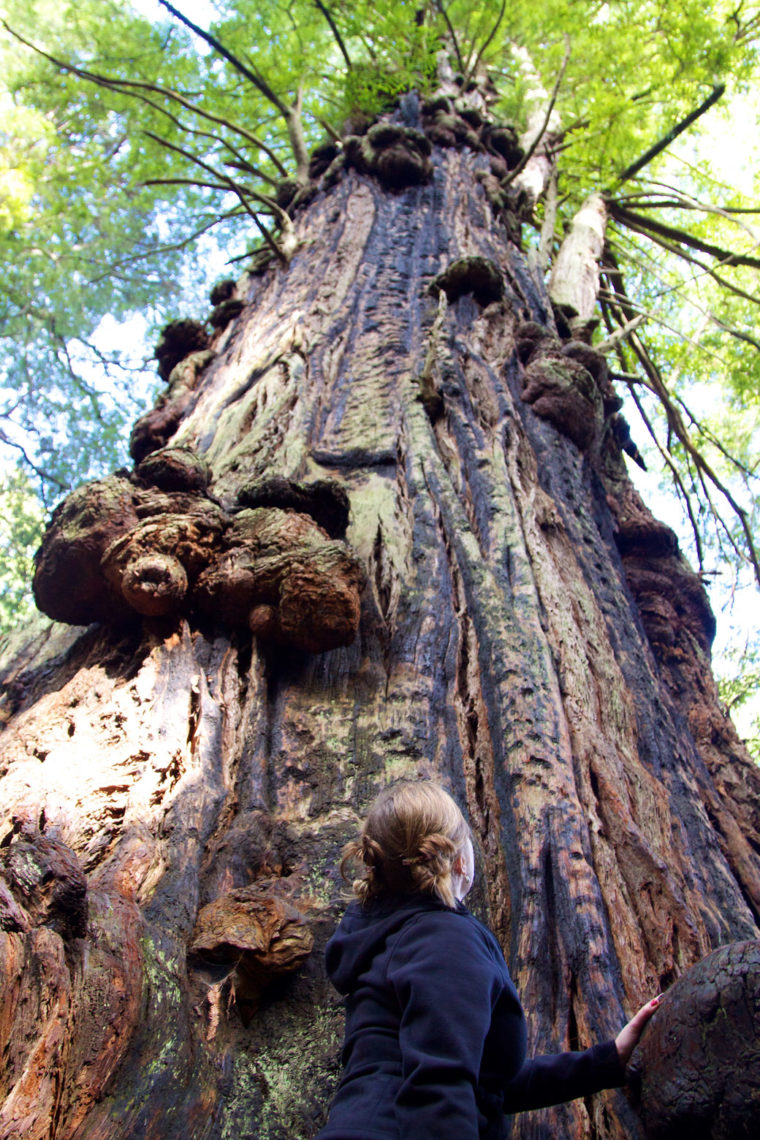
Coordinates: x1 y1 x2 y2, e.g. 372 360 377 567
340 780 471 909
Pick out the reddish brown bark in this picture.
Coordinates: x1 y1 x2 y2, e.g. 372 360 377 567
1 96 759 1140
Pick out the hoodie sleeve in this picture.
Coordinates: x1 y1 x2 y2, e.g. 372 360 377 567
386 910 506 1140
503 1040 625 1113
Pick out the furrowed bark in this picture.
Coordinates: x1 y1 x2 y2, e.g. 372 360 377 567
1 97 759 1140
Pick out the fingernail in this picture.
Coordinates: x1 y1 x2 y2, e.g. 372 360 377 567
651 994 663 1006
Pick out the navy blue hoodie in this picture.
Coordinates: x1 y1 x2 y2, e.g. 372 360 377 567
317 894 624 1139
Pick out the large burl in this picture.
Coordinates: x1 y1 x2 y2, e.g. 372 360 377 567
189 882 313 1021
516 321 612 451
33 448 225 625
194 506 363 653
630 941 760 1139
33 449 364 653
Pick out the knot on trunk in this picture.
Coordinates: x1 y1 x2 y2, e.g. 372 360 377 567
422 106 482 150
607 488 716 656
629 940 760 1139
130 394 194 464
189 883 314 1020
308 141 340 180
237 476 351 539
34 473 225 625
195 507 364 653
622 558 716 655
346 123 433 190
615 515 679 559
135 445 210 493
430 256 504 307
154 319 210 383
209 278 236 306
135 329 217 464
521 352 603 450
0 834 87 940
118 553 189 617
481 123 523 166
209 297 245 331
516 320 556 364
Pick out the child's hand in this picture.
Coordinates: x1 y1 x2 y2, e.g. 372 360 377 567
615 994 663 1065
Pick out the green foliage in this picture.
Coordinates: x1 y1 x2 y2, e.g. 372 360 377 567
0 0 243 499
0 463 43 632
717 637 760 763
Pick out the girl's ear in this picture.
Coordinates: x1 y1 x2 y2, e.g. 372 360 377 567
452 851 465 875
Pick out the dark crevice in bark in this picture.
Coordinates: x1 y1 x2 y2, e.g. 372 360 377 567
702 798 760 927
422 461 514 946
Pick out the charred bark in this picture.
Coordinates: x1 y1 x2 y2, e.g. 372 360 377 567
1 95 759 1140
629 940 760 1138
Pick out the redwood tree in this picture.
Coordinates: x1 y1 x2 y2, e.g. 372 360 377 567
1 4 760 1139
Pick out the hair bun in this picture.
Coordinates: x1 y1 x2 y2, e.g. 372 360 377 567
361 834 383 867
339 780 471 909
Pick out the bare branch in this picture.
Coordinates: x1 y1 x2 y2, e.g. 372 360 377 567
313 1 352 70
602 263 760 586
143 131 291 259
85 208 245 283
468 0 506 78
158 1 289 116
1 18 290 177
616 84 725 185
503 38 570 188
435 1 465 73
596 314 646 352
536 166 558 273
613 220 760 308
0 428 69 492
609 202 760 269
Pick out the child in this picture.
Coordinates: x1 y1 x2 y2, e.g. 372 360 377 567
318 780 660 1139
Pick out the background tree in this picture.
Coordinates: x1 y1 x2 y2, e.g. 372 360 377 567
1 2 760 1138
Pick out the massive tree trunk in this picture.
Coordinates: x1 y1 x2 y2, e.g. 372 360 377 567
1 94 759 1140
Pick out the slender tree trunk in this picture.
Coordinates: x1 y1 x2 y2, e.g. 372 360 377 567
1 96 759 1140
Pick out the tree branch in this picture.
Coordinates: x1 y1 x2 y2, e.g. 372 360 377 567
158 1 289 116
158 1 309 180
143 131 291 261
1 19 290 177
616 83 725 185
596 313 646 352
0 428 69 492
503 38 569 188
613 221 760 308
468 0 506 78
434 1 465 72
313 0 352 70
602 262 760 586
609 202 760 269
536 165 558 272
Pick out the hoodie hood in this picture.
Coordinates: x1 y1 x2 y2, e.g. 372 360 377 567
325 893 463 994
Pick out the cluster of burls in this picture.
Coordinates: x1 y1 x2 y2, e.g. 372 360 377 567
33 449 364 654
516 321 616 451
